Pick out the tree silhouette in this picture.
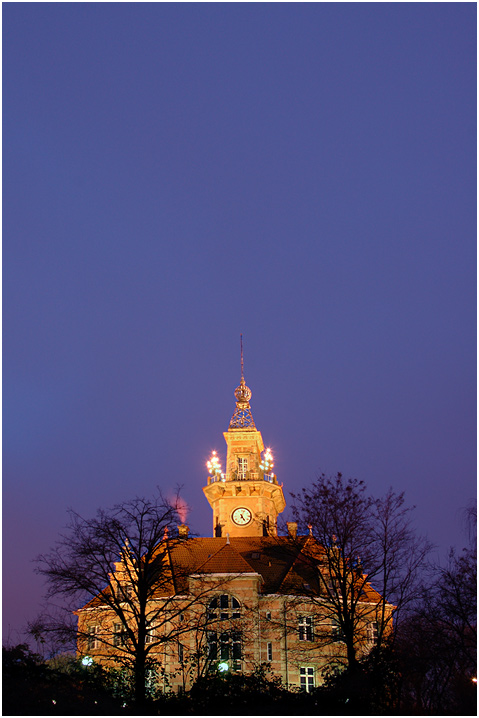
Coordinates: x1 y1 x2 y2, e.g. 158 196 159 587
33 491 215 706
291 473 431 673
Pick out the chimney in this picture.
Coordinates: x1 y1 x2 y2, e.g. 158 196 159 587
178 524 189 539
287 522 298 539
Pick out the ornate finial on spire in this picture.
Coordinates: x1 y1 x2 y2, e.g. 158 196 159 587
240 333 244 381
229 336 256 430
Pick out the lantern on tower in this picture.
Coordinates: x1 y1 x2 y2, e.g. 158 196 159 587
207 450 224 482
260 448 275 481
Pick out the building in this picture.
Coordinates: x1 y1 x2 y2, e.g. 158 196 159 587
76 365 393 693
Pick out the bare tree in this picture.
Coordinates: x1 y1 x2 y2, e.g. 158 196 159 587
33 491 214 705
396 503 476 714
291 473 432 672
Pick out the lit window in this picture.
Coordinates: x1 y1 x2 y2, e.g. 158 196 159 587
113 623 126 647
367 622 378 644
208 631 242 670
87 625 100 650
300 666 315 692
267 642 273 661
298 616 314 641
145 624 155 645
332 618 344 641
237 457 248 480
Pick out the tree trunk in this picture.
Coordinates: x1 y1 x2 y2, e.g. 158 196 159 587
346 640 359 673
134 650 147 706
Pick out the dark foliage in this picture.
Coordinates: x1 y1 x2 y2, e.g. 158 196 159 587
2 644 125 716
314 645 403 715
154 667 319 715
394 542 477 715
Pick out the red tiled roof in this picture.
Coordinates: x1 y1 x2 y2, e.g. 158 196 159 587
77 534 385 611
168 535 313 594
193 541 258 575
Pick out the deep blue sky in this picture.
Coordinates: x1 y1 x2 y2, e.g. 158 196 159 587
3 3 476 642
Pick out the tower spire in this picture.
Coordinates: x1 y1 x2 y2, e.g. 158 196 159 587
240 333 244 381
229 335 256 430
203 341 286 537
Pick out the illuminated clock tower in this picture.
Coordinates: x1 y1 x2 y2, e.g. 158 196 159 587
203 351 286 538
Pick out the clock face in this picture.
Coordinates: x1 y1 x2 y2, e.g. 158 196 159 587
232 507 252 526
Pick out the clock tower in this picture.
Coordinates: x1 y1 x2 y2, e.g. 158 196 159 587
203 352 286 538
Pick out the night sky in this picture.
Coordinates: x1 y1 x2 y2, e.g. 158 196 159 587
3 3 476 643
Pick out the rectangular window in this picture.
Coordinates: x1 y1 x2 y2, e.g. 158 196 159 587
113 623 126 647
208 597 218 620
267 642 273 661
145 624 155 645
332 618 344 641
220 632 230 660
88 625 100 650
231 632 242 670
178 643 184 662
208 632 241 668
300 667 315 692
298 616 314 641
207 632 218 660
232 632 241 660
237 457 248 480
367 622 378 644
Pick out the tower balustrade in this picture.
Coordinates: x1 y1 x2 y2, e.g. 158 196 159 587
207 471 278 486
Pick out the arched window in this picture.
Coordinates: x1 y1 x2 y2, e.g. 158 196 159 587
208 594 241 621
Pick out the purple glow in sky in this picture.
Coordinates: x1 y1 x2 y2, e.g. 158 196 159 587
3 3 476 643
